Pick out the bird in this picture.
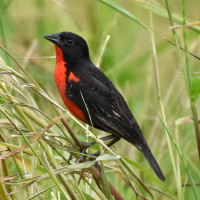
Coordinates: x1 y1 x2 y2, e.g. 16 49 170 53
43 32 165 181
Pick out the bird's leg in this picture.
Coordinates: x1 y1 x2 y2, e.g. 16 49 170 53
107 136 121 147
89 136 120 159
76 136 120 163
90 136 121 177
81 134 116 149
68 135 116 163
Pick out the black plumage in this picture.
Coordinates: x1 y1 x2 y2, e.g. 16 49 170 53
43 32 165 181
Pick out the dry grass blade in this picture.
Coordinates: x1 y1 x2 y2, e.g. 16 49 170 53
8 181 35 195
0 117 60 159
170 21 200 30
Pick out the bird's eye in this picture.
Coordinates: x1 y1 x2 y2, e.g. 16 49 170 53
66 39 73 45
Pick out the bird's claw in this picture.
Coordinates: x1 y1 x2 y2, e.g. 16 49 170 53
81 141 96 149
68 152 73 163
69 141 103 175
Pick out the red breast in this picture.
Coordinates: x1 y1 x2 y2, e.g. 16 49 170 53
54 45 87 122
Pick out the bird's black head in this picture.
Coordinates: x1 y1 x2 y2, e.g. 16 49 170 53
43 32 89 62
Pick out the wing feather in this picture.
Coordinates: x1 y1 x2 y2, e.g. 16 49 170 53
66 64 144 145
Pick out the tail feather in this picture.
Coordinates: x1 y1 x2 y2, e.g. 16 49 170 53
140 145 165 181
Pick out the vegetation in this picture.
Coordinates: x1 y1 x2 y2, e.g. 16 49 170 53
0 0 200 199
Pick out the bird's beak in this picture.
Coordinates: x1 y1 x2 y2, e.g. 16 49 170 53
43 33 61 46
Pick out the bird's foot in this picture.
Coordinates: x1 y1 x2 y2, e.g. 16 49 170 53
88 150 101 160
76 149 100 163
81 141 96 149
68 152 73 163
80 134 116 149
79 150 102 177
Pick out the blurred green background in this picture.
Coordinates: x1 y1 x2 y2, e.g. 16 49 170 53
0 0 200 199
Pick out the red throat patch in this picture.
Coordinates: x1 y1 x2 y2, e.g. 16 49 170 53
55 45 63 64
54 45 87 122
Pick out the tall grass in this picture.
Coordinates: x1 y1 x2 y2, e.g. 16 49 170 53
0 0 200 199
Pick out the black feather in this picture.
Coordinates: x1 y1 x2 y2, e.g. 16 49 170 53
44 31 165 181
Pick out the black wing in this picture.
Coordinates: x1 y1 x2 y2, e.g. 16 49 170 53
66 63 165 181
66 63 145 147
